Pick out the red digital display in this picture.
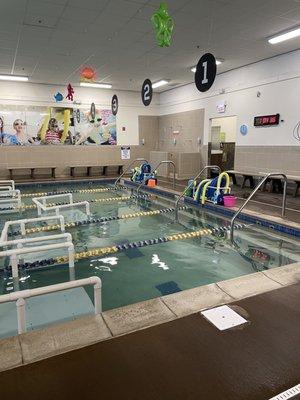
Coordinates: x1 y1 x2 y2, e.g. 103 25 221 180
254 114 280 127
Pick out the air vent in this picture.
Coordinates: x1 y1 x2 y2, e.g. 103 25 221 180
268 384 300 400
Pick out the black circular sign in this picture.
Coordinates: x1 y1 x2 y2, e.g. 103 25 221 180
90 102 96 119
195 53 217 92
111 94 118 116
141 79 153 106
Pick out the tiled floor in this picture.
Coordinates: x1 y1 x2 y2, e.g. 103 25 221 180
1 283 300 400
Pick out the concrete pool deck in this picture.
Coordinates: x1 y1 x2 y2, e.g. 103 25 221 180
0 261 299 372
0 269 300 399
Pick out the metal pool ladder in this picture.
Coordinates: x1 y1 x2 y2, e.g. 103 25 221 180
114 158 148 188
174 165 221 221
229 173 287 244
136 160 176 194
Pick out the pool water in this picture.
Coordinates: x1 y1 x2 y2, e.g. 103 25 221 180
0 181 299 337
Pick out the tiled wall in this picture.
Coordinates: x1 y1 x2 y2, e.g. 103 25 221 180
235 146 300 175
158 109 205 153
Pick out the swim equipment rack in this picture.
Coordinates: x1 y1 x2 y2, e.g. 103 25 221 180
136 160 176 194
114 158 149 187
174 165 221 221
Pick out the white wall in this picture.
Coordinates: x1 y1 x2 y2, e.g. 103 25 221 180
211 116 237 143
0 82 159 146
159 50 300 147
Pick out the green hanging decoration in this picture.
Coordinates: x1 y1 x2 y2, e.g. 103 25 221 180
151 2 174 47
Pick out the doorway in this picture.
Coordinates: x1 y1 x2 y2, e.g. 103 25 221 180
208 116 237 172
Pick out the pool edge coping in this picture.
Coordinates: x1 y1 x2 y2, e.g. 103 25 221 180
1 261 299 373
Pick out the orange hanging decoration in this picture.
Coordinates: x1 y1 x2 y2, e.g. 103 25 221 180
80 67 96 82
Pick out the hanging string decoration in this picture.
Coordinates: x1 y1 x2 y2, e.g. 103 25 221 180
66 84 74 101
151 2 174 47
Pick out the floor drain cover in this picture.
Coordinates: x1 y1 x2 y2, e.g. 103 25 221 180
268 384 300 400
201 305 248 331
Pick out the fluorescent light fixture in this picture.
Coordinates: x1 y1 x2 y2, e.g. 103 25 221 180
268 27 300 44
80 82 112 89
0 74 28 82
152 80 168 89
191 59 222 73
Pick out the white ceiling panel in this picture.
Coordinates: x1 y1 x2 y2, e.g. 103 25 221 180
1 0 300 90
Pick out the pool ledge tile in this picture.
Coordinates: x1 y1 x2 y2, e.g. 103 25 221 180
217 272 283 300
20 314 111 364
0 336 22 372
161 283 234 317
102 298 176 337
262 262 300 286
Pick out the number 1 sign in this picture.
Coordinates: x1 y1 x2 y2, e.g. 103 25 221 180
141 79 153 106
195 53 217 92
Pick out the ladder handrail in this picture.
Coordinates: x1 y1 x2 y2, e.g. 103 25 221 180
0 276 102 334
136 160 176 194
174 165 221 221
229 173 287 243
114 158 148 187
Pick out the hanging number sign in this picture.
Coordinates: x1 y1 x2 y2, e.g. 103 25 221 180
111 94 118 116
141 79 153 106
90 102 96 120
195 53 217 92
75 109 81 124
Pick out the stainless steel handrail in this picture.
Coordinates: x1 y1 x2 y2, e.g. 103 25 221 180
136 160 176 194
114 158 148 187
174 165 221 221
229 173 287 243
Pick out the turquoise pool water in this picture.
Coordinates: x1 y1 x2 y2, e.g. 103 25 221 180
0 181 299 337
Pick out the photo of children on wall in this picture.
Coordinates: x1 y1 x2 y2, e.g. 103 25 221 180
0 105 117 146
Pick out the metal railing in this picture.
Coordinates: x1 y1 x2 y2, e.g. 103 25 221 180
0 215 65 242
114 158 148 187
229 173 287 243
136 160 176 194
174 165 221 221
0 276 102 334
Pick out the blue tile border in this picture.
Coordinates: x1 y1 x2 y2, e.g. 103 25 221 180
125 180 300 238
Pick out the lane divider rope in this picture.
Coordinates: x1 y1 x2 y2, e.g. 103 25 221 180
5 223 248 272
20 185 129 198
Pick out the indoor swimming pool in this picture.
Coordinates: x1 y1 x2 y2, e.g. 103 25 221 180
0 180 299 338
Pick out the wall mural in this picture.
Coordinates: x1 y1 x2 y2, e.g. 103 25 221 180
0 105 117 146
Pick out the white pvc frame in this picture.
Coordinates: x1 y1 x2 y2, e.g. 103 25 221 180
0 276 102 334
32 193 91 217
0 180 15 191
0 215 65 242
0 240 75 278
0 189 22 209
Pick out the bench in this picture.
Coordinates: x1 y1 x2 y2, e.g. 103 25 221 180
8 166 56 180
227 170 300 197
70 165 123 178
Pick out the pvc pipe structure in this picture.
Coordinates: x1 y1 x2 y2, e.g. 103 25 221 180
0 190 21 208
0 241 74 278
0 233 72 248
0 215 65 242
33 194 90 217
0 276 102 334
0 180 15 190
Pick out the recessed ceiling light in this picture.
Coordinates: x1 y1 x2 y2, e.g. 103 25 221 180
80 82 112 89
191 59 222 73
152 80 168 89
0 74 28 82
268 27 300 44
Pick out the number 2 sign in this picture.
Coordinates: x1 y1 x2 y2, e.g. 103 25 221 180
141 79 153 106
195 53 217 93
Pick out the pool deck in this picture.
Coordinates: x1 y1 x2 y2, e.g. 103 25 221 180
1 279 300 400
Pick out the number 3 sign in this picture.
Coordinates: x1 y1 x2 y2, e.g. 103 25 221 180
111 95 118 116
141 79 153 106
195 53 217 93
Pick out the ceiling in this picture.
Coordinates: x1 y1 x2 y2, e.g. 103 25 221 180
1 0 300 91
